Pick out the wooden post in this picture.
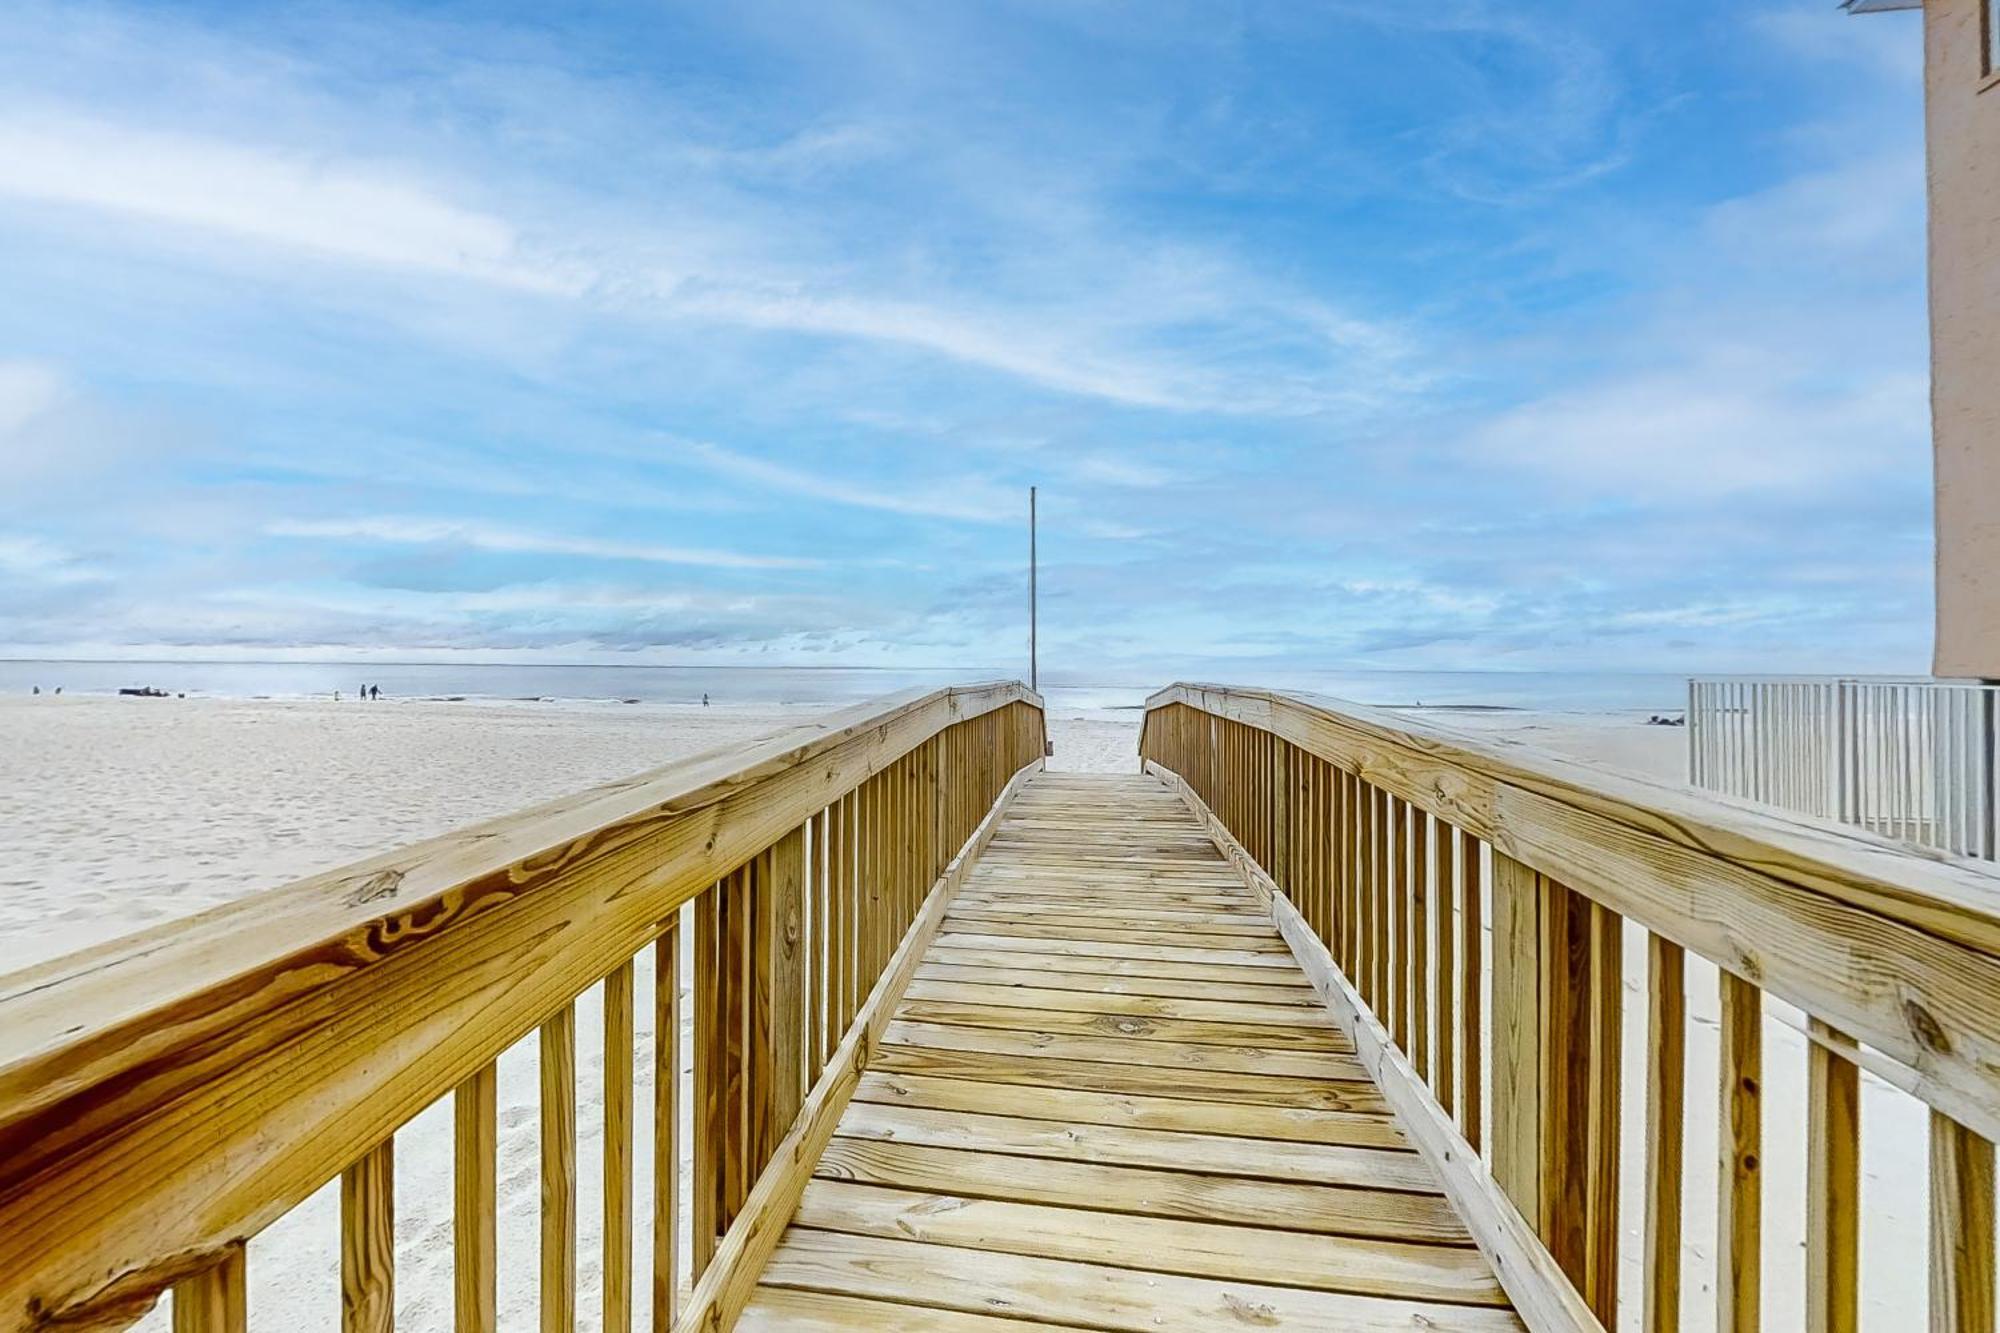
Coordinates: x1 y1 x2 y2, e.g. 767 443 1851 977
1489 852 1620 1323
1718 971 1763 1333
603 962 634 1333
652 927 679 1333
341 1140 394 1333
172 1243 246 1333
454 1064 497 1333
1930 1113 1995 1332
757 826 808 1160
1806 1020 1859 1333
1643 936 1686 1333
540 1005 576 1333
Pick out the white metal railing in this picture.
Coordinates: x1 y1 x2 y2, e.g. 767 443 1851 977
1688 675 1999 859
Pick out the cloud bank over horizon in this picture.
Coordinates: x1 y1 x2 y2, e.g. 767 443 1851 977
0 0 1935 677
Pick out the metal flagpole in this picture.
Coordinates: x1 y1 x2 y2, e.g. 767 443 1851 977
1029 486 1038 693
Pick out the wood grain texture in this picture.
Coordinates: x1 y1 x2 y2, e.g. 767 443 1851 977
170 1244 245 1333
1141 684 2000 1147
1805 1019 1858 1333
1150 760 1600 1333
541 1005 576 1333
1717 972 1762 1333
341 1140 394 1333
669 758 1044 1333
651 928 678 1333
602 962 634 1333
0 684 1041 1328
454 1063 497 1333
1642 936 1685 1333
1929 1112 1995 1333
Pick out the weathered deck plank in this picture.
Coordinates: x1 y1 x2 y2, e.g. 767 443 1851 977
739 771 1523 1329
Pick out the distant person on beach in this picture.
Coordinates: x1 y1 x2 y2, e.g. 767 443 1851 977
372 685 381 700
703 693 710 707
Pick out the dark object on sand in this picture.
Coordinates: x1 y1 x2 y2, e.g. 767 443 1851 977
119 687 170 698
1645 714 1685 727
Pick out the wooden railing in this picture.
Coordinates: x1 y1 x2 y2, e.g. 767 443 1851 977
1143 682 2000 1333
0 683 1045 1332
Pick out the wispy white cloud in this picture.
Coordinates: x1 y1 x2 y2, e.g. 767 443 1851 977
0 112 587 295
265 517 820 570
676 440 1019 522
0 533 104 583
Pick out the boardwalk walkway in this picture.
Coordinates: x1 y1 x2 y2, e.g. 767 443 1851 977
738 771 1522 1331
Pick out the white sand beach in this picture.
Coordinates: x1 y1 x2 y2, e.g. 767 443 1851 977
0 696 1920 1329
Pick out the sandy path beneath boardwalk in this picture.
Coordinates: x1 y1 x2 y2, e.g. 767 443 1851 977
0 699 1930 1329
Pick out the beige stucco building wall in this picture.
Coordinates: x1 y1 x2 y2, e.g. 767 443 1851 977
1927 0 2000 677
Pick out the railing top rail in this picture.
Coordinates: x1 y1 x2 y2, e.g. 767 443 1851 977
1148 681 2000 929
1687 673 1999 687
1148 681 2000 1142
0 679 1037 1142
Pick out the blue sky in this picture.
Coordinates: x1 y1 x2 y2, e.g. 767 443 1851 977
0 0 1934 676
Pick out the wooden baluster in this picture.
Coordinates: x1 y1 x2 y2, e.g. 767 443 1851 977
541 1004 576 1333
1434 825 1457 1112
691 890 720 1279
738 864 757 1213
1806 1020 1859 1333
173 1243 246 1333
1372 785 1390 1010
1392 798 1410 1049
1490 851 1542 1223
342 1139 394 1333
1490 856 1620 1324
604 964 634 1333
809 809 827 1081
1643 936 1685 1333
1360 780 1376 996
835 793 853 1040
455 1063 497 1333
1583 901 1622 1320
1410 806 1429 1078
1718 971 1763 1333
1930 1113 1995 1332
722 866 750 1225
653 927 679 1333
1344 769 1359 975
1459 829 1482 1152
760 826 808 1159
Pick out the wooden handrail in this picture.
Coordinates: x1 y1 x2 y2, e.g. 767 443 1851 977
1143 682 2000 1333
0 682 1045 1331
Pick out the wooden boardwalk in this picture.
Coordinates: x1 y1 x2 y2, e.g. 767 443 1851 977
738 771 1522 1331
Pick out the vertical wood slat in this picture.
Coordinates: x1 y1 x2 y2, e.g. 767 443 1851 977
603 963 634 1333
691 890 720 1280
1410 807 1430 1083
1582 901 1622 1322
1489 851 1542 1223
721 867 749 1226
1643 936 1685 1333
342 1139 394 1333
1391 797 1410 1048
1718 971 1764 1333
172 1243 246 1333
759 825 809 1160
455 1063 497 1333
1488 852 1621 1325
541 1005 577 1333
1434 825 1457 1116
1930 1112 1996 1332
1459 828 1483 1153
653 927 679 1333
1806 1019 1859 1333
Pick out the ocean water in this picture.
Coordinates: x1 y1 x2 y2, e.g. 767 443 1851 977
0 659 1693 715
